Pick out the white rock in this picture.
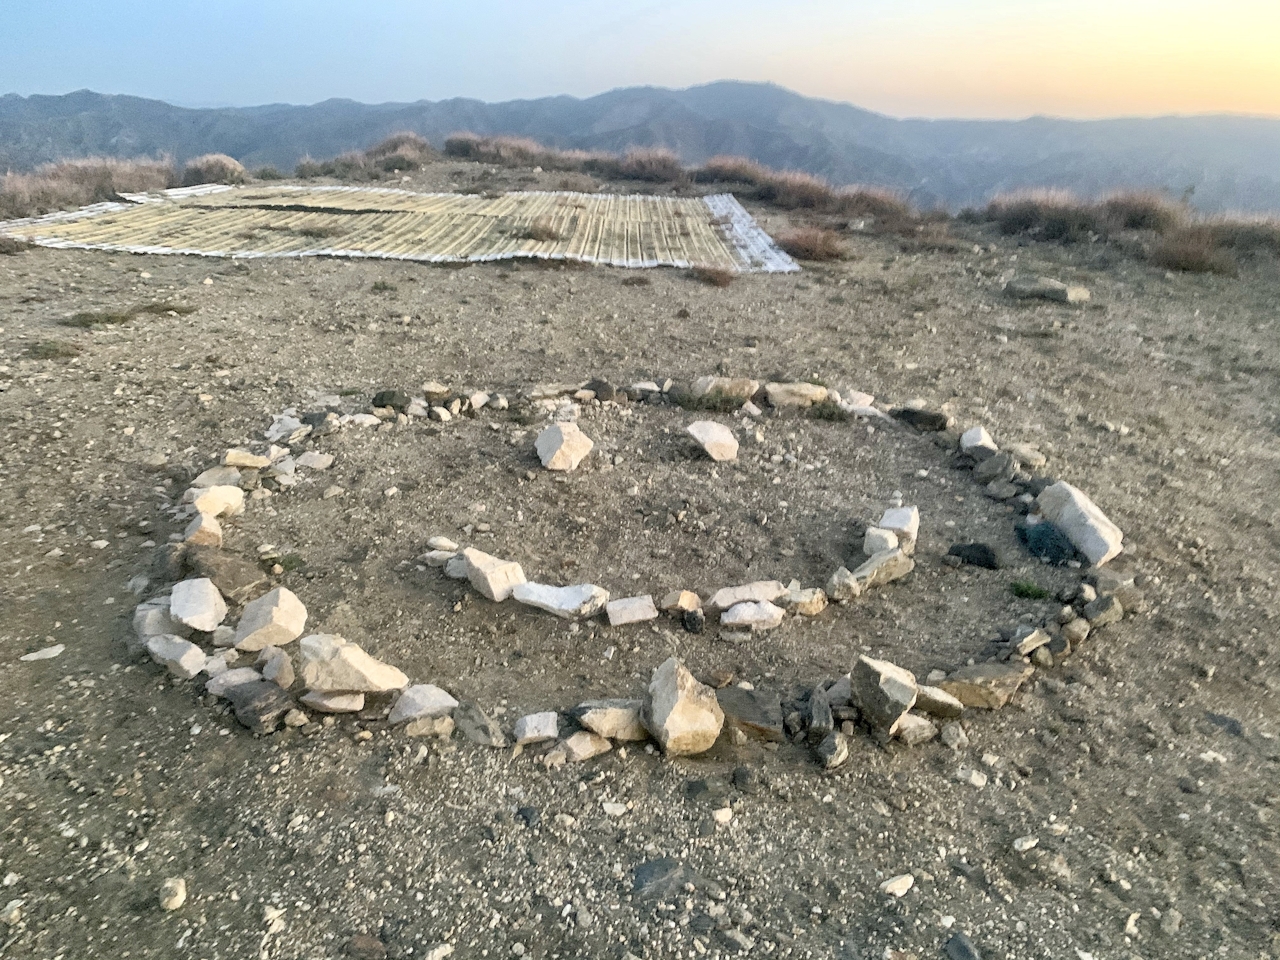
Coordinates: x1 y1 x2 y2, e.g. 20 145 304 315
894 712 939 746
514 712 559 744
192 465 241 488
689 376 759 400
826 567 862 602
428 407 451 423
960 425 999 459
134 597 191 639
192 485 245 519
426 535 458 551
660 590 702 613
352 413 382 427
298 634 408 693
469 390 490 410
159 877 187 911
205 667 261 698
880 874 914 898
258 646 295 689
169 578 227 632
561 730 613 762
234 587 307 651
605 595 658 626
720 600 785 631
513 582 609 620
643 657 724 755
1036 481 1124 566
862 526 898 556
224 448 271 469
707 580 787 612
146 635 207 679
851 548 915 588
461 547 526 602
265 413 308 443
1013 835 1040 853
573 699 648 741
19 644 65 662
686 421 738 461
878 506 919 551
183 512 223 547
535 422 594 471
764 382 828 407
422 550 456 567
296 451 334 470
389 684 459 724
300 691 365 713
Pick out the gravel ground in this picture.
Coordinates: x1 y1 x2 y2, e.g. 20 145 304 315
1 160 1278 960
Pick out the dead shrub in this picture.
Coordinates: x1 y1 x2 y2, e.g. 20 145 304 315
987 190 1102 242
691 265 735 287
834 187 914 228
1198 217 1280 257
0 156 175 219
181 153 245 186
776 226 844 261
253 166 284 181
617 147 684 183
294 152 371 180
1098 191 1185 232
1150 228 1239 276
365 131 437 172
444 133 600 173
521 219 562 242
754 170 836 210
26 339 82 360
695 155 771 185
0 236 32 254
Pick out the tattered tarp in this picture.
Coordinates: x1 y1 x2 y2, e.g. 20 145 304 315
0 184 798 272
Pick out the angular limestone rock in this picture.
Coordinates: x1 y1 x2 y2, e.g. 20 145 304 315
707 581 787 612
514 712 559 745
535 422 594 471
146 635 208 680
257 646 295 690
606 595 659 626
940 662 1035 709
296 451 334 470
234 587 307 651
560 730 613 762
226 680 294 735
764 382 828 408
863 526 899 556
1036 481 1124 567
204 667 261 698
1005 275 1090 304
192 485 245 519
914 684 965 720
851 655 918 734
133 597 192 640
169 578 228 632
720 600 785 632
689 376 759 401
297 634 409 693
389 684 459 724
894 712 939 746
716 686 784 742
851 549 915 589
572 699 649 741
444 553 469 579
660 590 702 614
827 567 862 602
183 512 223 547
878 506 920 552
192 465 241 488
643 658 724 755
960 425 999 460
300 690 365 713
512 582 609 620
422 550 456 567
686 421 738 462
461 547 526 602
224 448 271 469
781 585 828 617
453 701 506 747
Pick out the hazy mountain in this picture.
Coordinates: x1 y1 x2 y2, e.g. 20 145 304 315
3 82 1279 213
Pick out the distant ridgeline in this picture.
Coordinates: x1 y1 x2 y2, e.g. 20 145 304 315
3 83 1280 213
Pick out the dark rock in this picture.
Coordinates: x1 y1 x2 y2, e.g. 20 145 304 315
682 607 706 634
783 710 806 740
372 389 410 412
685 777 731 803
948 543 1003 570
814 730 849 769
151 542 187 581
344 934 387 960
1204 712 1244 737
891 407 950 431
183 546 270 604
516 806 541 828
716 686 785 742
1177 777 1200 794
944 932 983 960
807 687 834 743
633 858 707 900
1083 594 1123 626
453 701 506 747
1025 475 1056 497
583 378 620 402
973 452 1015 484
1047 631 1072 658
984 479 1021 500
730 765 758 794
1016 521 1078 565
225 681 294 735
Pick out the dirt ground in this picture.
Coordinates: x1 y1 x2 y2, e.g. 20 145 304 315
1 159 1278 960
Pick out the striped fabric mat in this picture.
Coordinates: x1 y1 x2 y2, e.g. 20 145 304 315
1 185 798 273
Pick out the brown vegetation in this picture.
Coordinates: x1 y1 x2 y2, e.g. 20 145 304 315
0 236 31 255
691 265 735 287
0 157 174 220
521 219 562 242
364 132 438 172
617 147 685 183
776 226 845 261
1150 228 1240 276
181 153 245 186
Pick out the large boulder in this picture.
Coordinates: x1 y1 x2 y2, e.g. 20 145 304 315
643 658 724 755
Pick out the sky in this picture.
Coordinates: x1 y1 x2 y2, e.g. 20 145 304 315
2 0 1279 119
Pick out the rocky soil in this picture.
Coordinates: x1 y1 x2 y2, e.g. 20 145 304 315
1 159 1278 960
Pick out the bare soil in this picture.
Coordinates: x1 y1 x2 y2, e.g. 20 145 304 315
1 160 1278 960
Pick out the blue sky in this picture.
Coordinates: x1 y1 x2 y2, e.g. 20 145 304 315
3 0 1278 118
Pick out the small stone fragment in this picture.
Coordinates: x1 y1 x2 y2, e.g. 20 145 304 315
960 425 999 460
955 765 988 788
643 657 725 755
169 577 228 632
258 646 295 689
891 407 951 431
1083 594 1124 626
133 597 192 640
535 422 594 471
1011 627 1052 656
389 684 458 724
1012 835 1039 853
296 451 334 470
941 722 969 751
894 713 938 746
572 699 648 741
443 553 469 579
1062 617 1091 644
815 730 849 769
225 680 294 734
878 506 920 551
159 877 187 911
19 644 64 662
512 582 609 620
460 547 526 602
851 548 915 588
826 566 862 602
235 587 308 651
660 590 702 613
224 448 271 469
514 712 559 744
682 607 706 633
782 585 827 617
880 874 914 897
606 595 659 626
561 730 613 762
405 715 455 738
940 662 1035 709
944 931 984 960
686 421 738 461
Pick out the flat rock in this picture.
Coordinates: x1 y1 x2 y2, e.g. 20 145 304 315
453 701 506 747
660 590 702 613
461 547 526 602
560 730 613 762
689 376 759 401
851 655 918 733
707 580 786 612
423 549 456 567
643 657 725 755
389 684 459 724
1012 626 1052 656
1036 481 1123 566
512 582 609 620
960 425 999 460
514 711 559 744
235 587 307 651
426 535 459 552
764 382 828 407
146 635 208 679
863 527 899 555
298 634 408 693
300 690 365 713
296 451 334 470
940 662 1035 709
851 549 915 589
606 595 659 626
205 667 261 697
1005 275 1090 303
914 684 965 719
720 600 784 631
716 686 785 742
183 512 223 547
572 699 649 741
225 680 294 734
686 421 738 461
224 448 271 469
948 543 1003 570
169 578 228 632
535 422 594 471
894 712 939 746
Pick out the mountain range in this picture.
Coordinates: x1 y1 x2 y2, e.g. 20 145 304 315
3 82 1280 213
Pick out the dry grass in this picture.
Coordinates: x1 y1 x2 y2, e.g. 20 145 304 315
776 226 845 261
696 155 772 184
444 133 605 173
1098 191 1185 232
181 154 245 187
59 302 195 328
0 236 32 255
987 189 1105 242
26 339 82 360
521 219 562 242
691 265 735 287
1150 228 1240 276
364 132 437 172
0 157 174 220
617 148 685 183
